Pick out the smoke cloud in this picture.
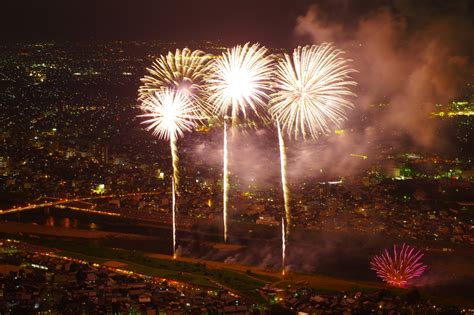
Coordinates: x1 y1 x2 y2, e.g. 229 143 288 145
294 3 472 148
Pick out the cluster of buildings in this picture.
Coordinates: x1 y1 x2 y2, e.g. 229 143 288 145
0 240 255 314
260 285 469 314
282 177 474 245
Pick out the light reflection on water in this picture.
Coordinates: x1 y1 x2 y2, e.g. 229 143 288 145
44 216 83 229
45 216 55 227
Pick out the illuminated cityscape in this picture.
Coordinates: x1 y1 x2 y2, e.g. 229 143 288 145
1 1 473 314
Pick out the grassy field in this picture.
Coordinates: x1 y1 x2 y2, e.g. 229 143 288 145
62 250 217 287
64 248 267 300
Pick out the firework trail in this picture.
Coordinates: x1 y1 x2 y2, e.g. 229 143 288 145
270 43 356 234
222 117 229 241
171 176 177 259
281 217 286 276
170 134 179 259
138 88 199 258
277 119 291 232
371 244 427 288
207 43 272 242
169 132 180 194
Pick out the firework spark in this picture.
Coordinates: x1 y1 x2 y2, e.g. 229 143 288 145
207 43 272 242
138 88 199 258
207 43 273 122
139 88 199 141
371 244 427 288
139 48 212 116
270 43 357 140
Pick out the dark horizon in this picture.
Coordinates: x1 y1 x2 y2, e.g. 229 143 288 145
1 0 473 50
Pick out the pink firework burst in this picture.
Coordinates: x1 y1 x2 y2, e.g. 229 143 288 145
371 244 427 288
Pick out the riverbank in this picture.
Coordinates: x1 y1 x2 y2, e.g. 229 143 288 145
0 221 153 240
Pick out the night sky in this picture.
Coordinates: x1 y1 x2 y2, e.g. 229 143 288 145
1 0 473 48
